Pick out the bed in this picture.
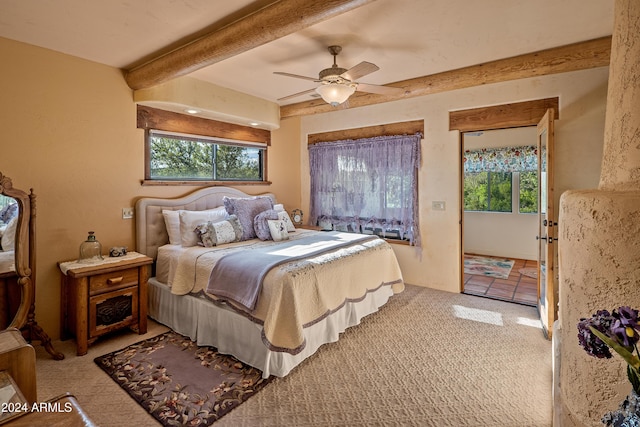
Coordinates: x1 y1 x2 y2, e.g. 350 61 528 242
135 186 404 377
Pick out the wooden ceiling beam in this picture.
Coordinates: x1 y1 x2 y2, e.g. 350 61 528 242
280 36 612 119
125 0 375 90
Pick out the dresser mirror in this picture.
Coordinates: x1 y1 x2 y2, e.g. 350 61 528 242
0 194 18 277
0 172 63 359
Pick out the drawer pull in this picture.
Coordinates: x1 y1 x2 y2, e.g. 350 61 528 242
107 276 124 285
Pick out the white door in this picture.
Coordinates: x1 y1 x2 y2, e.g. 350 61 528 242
536 108 556 339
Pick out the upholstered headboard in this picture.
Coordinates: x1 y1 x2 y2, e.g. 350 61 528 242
135 187 276 261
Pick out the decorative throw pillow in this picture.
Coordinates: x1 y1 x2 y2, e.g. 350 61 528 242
1 216 17 251
268 219 289 242
194 215 243 247
179 207 229 247
273 203 285 212
223 196 274 241
318 217 333 231
277 211 296 232
162 210 182 245
253 209 280 241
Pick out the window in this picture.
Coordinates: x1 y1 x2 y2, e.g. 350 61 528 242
464 171 512 212
308 133 421 246
463 144 539 214
147 131 265 182
518 171 538 213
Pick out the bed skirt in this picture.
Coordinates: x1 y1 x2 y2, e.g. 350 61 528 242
147 277 395 378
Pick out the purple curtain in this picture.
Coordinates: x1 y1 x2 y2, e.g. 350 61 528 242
309 133 421 246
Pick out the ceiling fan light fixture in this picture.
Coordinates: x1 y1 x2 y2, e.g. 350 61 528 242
315 83 356 106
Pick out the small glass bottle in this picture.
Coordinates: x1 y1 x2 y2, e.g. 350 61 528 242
79 231 103 263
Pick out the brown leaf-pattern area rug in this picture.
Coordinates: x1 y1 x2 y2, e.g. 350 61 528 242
94 331 272 426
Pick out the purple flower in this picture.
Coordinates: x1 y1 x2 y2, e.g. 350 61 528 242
578 317 613 359
611 319 639 348
615 306 639 329
606 306 640 348
578 310 616 359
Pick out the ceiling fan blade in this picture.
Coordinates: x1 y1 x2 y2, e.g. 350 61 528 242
277 88 317 101
341 61 379 81
273 71 319 82
356 83 405 96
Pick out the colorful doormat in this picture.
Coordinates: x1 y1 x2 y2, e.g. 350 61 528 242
94 331 273 426
464 255 515 279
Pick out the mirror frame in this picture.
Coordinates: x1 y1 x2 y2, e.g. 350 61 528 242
0 172 32 329
0 172 62 359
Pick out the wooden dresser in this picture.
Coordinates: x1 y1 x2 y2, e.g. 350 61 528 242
59 253 153 356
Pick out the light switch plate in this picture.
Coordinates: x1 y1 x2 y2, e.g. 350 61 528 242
432 201 446 211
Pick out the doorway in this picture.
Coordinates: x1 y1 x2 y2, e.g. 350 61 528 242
449 98 559 336
461 127 539 306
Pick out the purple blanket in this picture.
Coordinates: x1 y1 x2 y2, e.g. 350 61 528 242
205 231 377 311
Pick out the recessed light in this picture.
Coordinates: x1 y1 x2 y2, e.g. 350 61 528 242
249 122 260 126
185 108 199 114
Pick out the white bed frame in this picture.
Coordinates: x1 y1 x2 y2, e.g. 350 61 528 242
135 186 395 378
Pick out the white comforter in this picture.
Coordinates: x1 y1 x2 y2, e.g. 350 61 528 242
155 229 404 353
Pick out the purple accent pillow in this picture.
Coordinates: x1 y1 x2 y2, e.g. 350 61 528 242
253 209 280 240
223 196 274 241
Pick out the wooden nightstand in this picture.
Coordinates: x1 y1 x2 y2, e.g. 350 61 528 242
59 253 153 356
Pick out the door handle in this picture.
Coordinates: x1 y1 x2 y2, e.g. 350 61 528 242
536 235 558 244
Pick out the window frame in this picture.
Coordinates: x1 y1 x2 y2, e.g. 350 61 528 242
463 170 541 214
146 130 266 183
137 105 271 186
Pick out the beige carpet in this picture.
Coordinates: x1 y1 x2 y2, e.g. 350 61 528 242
33 285 552 426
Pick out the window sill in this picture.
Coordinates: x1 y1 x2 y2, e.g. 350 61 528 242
384 238 410 246
141 180 272 186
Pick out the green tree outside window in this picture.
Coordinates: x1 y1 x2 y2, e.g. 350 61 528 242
149 133 264 181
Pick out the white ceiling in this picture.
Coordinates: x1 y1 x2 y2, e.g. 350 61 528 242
0 0 614 106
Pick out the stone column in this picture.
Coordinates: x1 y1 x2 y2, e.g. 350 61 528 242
557 1 640 426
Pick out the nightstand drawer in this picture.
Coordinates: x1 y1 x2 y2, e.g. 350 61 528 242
89 267 139 295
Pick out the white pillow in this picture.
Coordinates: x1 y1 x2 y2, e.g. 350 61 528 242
194 215 243 247
1 216 17 251
277 211 296 232
268 219 289 242
179 207 229 247
273 203 285 212
162 210 181 245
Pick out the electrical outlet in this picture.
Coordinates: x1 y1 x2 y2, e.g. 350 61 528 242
122 207 134 219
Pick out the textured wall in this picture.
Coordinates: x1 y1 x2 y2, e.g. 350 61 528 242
558 0 640 424
0 37 301 339
599 0 640 191
559 190 640 425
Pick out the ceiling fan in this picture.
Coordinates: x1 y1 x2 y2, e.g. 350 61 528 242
274 45 403 106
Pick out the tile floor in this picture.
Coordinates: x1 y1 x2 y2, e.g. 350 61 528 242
463 255 538 307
